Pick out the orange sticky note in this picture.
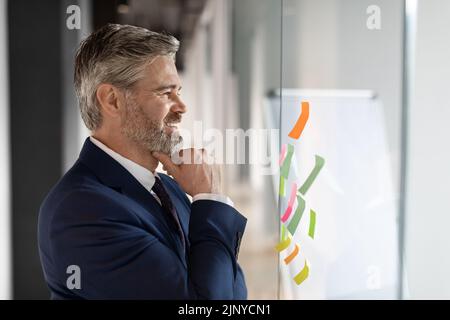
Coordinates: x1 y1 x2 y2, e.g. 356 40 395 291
288 101 310 140
284 244 299 265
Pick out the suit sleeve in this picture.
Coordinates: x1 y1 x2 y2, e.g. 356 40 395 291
49 190 247 299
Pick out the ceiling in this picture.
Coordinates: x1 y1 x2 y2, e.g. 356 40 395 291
93 0 207 70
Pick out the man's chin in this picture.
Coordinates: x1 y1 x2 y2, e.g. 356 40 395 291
149 137 183 157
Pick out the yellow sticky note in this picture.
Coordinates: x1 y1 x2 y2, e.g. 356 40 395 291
293 260 309 285
275 236 291 252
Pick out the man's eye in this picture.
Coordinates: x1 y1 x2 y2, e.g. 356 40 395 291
160 91 171 96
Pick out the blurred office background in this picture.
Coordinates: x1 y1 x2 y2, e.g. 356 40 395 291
0 0 449 299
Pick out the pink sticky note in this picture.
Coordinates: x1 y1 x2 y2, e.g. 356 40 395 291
281 182 297 222
279 144 287 166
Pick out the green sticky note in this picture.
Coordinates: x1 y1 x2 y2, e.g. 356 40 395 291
281 224 286 241
279 175 286 197
308 209 316 239
299 155 325 195
287 194 305 236
280 144 294 179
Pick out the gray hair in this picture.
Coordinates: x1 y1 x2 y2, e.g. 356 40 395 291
74 24 180 131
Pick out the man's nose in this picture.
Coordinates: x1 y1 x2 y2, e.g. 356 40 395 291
171 94 187 114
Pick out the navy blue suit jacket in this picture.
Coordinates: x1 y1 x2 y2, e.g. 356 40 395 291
38 138 247 299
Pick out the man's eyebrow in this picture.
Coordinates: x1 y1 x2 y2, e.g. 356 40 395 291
153 84 182 92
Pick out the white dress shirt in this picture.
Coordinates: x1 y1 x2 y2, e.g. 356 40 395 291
90 137 234 207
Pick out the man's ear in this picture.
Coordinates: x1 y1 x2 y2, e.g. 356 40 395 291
96 83 126 119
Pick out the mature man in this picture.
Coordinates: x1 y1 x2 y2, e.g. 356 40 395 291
38 24 247 299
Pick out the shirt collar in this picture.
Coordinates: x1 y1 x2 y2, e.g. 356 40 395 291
89 136 156 193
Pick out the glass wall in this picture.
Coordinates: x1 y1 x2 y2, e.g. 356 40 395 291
277 0 405 299
228 0 282 299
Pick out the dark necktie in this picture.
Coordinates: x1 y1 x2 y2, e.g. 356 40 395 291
152 176 186 251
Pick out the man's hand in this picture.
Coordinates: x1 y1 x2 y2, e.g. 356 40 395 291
152 149 222 197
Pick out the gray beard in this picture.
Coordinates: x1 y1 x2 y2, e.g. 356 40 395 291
121 100 183 155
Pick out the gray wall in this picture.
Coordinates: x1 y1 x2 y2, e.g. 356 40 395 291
8 0 64 299
62 0 92 173
405 0 450 299
0 0 12 299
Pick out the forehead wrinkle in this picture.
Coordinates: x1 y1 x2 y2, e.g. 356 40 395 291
134 56 180 94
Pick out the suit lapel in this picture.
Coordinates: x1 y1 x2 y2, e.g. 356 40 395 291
121 181 187 266
78 138 187 268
